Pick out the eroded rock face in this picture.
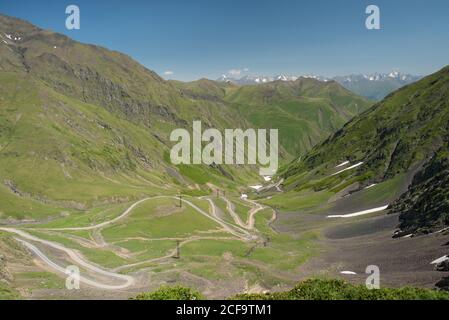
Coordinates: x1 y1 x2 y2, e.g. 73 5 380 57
392 148 449 235
0 253 14 283
3 179 21 195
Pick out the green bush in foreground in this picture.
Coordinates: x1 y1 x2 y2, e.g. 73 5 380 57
133 285 203 300
233 279 449 300
133 279 449 300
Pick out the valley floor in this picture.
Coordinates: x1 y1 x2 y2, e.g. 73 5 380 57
1 177 448 299
0 192 305 299
288 213 449 289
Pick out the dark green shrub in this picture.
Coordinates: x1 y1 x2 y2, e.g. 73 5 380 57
133 285 203 300
233 279 449 300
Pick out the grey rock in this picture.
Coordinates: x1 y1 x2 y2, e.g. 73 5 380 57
435 259 449 272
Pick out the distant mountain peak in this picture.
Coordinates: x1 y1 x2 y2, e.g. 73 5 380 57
217 70 421 100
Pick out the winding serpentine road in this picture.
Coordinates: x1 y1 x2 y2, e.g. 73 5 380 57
219 196 265 230
0 227 134 290
0 195 263 290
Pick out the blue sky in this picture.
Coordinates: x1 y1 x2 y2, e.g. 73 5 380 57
1 0 449 81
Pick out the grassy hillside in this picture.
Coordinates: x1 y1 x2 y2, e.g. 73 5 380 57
279 65 449 232
0 13 371 223
224 79 372 158
133 279 449 300
0 15 259 220
233 279 449 300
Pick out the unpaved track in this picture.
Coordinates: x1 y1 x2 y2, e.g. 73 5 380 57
220 196 265 230
204 197 254 236
112 236 238 272
179 197 253 240
15 238 134 290
34 195 252 239
241 198 265 230
35 197 160 231
220 196 248 229
0 195 260 290
0 227 134 290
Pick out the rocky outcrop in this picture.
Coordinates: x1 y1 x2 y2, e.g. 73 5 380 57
435 277 449 291
391 146 449 234
435 259 449 272
0 253 13 284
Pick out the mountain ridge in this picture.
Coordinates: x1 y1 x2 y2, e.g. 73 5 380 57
0 13 371 220
280 65 449 233
218 71 421 100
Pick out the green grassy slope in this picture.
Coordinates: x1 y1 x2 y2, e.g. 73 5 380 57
224 79 372 158
132 279 449 300
0 15 259 220
0 13 371 221
283 66 449 183
0 71 169 217
392 147 449 234
279 65 449 232
233 279 449 300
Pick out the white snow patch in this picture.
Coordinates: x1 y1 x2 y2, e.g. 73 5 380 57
263 176 272 182
336 161 349 168
431 255 449 265
340 271 357 275
240 194 248 199
249 185 263 191
331 162 364 176
327 205 389 218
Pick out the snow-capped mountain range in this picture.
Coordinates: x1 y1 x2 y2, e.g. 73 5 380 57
333 71 420 84
218 73 316 84
217 71 421 100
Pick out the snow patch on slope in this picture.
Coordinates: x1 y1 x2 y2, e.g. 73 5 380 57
327 205 389 218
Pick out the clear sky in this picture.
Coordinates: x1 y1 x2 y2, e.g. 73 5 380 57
1 0 449 81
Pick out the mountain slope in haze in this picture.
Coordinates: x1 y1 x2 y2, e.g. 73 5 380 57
218 71 421 101
224 79 372 158
334 71 421 101
281 65 449 233
0 15 243 133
